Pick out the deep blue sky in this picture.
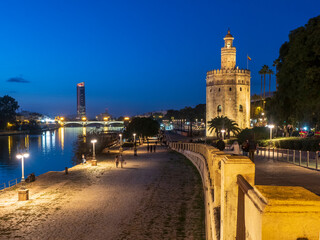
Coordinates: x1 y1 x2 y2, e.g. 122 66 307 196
0 0 319 117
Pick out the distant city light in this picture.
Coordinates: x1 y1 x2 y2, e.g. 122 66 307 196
81 117 87 121
124 117 130 121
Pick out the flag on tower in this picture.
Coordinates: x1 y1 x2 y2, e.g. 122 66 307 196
247 55 252 61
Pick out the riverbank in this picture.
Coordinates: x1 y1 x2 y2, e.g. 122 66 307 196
0 130 29 136
0 145 205 239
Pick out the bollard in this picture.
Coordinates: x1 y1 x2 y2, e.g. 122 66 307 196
268 147 270 160
264 147 266 158
293 150 295 164
299 150 301 166
307 151 309 168
282 149 284 161
276 148 279 161
18 189 29 201
316 152 319 170
287 149 289 162
91 160 97 166
65 167 68 175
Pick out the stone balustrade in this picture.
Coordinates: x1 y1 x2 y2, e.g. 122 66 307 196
169 142 320 240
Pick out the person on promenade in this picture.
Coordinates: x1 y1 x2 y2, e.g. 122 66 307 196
230 141 240 155
242 140 249 156
82 154 86 164
248 139 256 162
115 155 119 168
119 154 125 168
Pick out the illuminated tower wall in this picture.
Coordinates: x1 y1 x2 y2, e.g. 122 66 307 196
77 82 86 118
206 30 251 136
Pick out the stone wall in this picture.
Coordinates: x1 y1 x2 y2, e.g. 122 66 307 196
169 142 320 240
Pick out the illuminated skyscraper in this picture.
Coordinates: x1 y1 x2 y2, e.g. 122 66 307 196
77 82 86 118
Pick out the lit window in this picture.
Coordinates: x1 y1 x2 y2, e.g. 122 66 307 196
229 87 232 91
240 87 242 91
239 105 243 112
217 105 222 112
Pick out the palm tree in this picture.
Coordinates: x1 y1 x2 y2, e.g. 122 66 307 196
272 59 279 90
267 68 274 97
259 65 270 109
207 116 240 139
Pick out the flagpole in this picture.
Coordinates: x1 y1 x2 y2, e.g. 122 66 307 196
247 54 248 69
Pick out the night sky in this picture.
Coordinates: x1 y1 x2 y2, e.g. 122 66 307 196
0 0 319 117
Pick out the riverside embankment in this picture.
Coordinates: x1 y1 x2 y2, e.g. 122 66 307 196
0 145 205 239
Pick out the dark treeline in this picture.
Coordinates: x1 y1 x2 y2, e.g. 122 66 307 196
268 15 320 129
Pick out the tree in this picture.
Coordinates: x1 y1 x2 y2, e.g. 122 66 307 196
269 15 320 128
207 116 240 139
267 68 274 97
125 117 160 139
258 65 270 109
0 95 19 130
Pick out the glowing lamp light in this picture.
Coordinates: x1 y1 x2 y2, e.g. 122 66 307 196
303 127 308 131
16 153 30 159
221 129 226 133
124 117 130 121
268 125 274 129
103 117 108 121
91 139 97 143
81 117 87 121
60 117 64 121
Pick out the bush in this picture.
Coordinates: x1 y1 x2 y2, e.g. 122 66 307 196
260 137 320 151
237 127 269 144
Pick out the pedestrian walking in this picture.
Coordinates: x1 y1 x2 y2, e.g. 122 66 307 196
242 140 249 156
119 154 125 168
248 139 256 162
115 155 119 168
230 141 240 155
82 154 86 164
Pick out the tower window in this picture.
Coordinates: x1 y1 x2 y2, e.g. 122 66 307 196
217 105 222 113
218 88 221 92
229 87 232 91
240 87 242 91
239 105 243 112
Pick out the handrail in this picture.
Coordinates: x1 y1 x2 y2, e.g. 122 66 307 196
0 178 21 191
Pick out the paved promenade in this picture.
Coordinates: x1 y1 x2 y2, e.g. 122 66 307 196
166 132 320 196
254 154 320 195
0 146 205 239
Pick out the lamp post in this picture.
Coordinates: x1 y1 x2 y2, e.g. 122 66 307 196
119 134 123 153
268 125 274 141
221 129 226 140
133 133 137 156
91 139 97 166
16 153 30 201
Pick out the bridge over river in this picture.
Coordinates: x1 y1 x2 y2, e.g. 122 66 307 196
61 120 124 131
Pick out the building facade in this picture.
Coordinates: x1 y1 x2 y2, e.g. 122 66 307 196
206 30 251 136
77 82 86 119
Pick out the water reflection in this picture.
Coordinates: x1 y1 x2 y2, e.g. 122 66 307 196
0 127 93 184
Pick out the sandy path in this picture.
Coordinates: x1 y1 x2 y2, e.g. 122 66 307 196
0 146 205 240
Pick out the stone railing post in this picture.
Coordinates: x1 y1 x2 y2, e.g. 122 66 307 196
220 156 255 240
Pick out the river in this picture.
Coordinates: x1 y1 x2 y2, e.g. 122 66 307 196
0 127 97 186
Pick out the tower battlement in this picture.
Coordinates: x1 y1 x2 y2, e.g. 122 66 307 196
207 69 250 75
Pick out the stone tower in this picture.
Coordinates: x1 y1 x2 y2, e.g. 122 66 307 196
206 30 251 136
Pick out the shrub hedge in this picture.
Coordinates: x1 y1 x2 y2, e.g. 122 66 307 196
258 137 320 151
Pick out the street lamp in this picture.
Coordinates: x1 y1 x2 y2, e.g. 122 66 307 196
119 134 123 153
16 153 30 201
221 129 226 140
91 139 97 166
268 125 274 140
133 133 137 156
